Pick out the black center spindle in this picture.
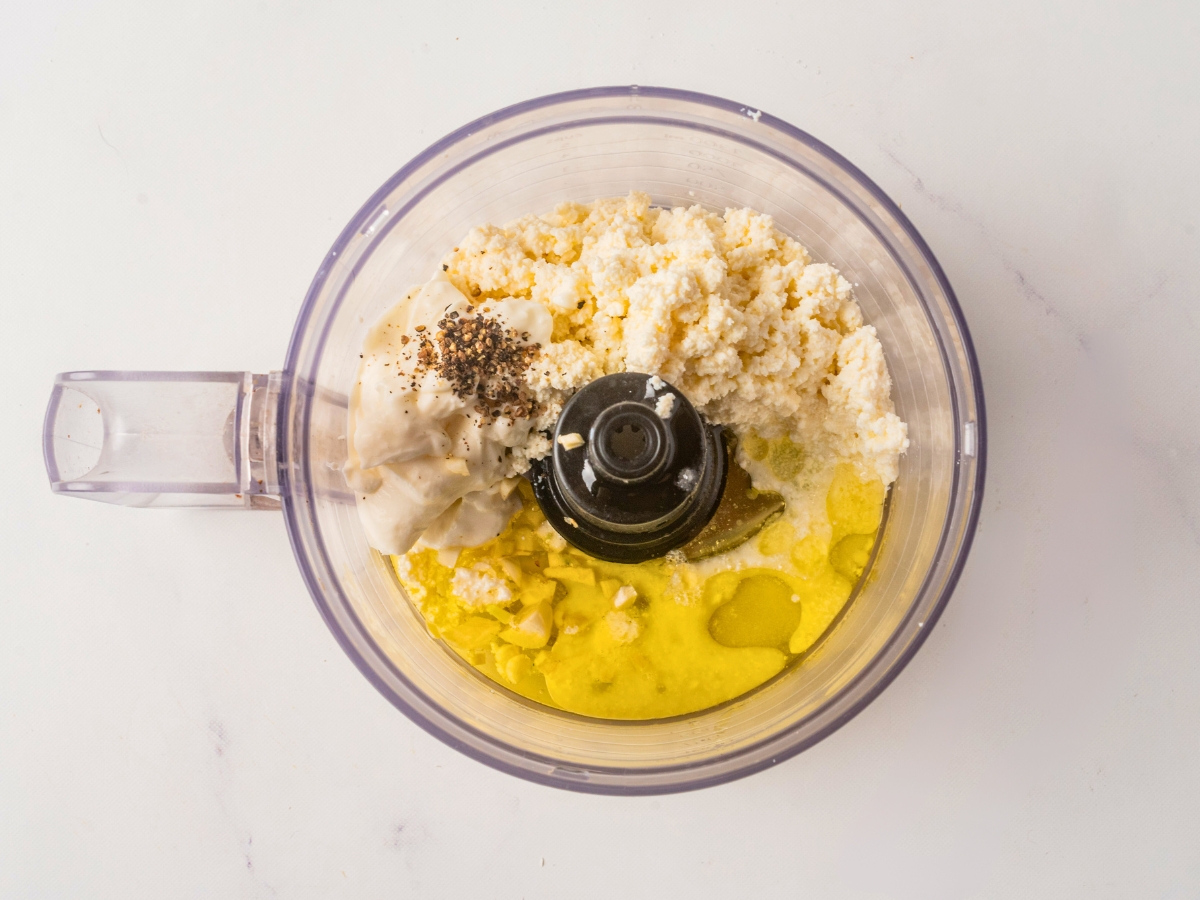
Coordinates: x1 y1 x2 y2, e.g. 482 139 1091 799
528 373 727 563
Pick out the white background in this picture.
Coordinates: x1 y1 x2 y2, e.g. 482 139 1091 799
3 1 1198 897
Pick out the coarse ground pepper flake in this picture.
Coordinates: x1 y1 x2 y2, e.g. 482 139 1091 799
414 310 540 421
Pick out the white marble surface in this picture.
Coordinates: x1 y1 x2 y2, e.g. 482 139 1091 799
3 1 1198 896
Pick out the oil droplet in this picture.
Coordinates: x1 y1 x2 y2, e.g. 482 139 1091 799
708 573 802 649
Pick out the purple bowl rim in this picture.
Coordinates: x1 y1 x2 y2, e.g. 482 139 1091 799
278 85 988 794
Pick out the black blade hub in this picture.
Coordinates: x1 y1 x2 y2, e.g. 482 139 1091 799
528 373 727 563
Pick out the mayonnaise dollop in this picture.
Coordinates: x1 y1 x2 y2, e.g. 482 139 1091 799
346 274 552 555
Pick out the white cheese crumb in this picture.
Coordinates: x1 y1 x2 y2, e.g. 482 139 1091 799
450 565 512 608
646 374 666 393
654 393 676 419
605 610 641 643
674 467 698 490
557 432 585 450
612 585 637 609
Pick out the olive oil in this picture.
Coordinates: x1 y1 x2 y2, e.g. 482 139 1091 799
392 448 886 719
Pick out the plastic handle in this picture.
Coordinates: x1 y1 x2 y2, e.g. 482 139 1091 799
42 371 283 509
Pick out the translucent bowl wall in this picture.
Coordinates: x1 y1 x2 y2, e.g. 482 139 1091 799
280 87 985 794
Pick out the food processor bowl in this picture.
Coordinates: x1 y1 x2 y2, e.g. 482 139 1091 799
44 87 985 794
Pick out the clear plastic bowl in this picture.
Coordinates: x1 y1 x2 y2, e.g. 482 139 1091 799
46 87 986 793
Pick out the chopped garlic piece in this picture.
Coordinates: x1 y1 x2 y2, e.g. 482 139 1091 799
497 557 524 585
557 432 585 450
536 520 567 551
612 585 637 608
500 601 552 648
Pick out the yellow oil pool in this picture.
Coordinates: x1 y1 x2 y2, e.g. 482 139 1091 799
392 457 885 719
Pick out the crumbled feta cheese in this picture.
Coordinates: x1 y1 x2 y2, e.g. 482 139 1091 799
822 326 910 483
441 192 907 489
355 192 908 558
450 564 513 608
605 610 641 643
